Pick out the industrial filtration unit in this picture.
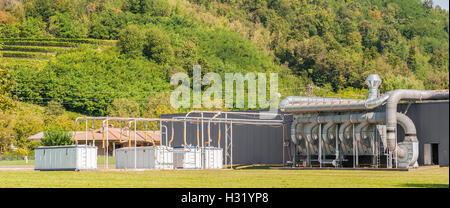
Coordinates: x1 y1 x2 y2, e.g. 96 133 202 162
279 74 449 168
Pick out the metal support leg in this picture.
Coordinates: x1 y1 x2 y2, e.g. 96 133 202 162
352 124 355 168
319 123 322 168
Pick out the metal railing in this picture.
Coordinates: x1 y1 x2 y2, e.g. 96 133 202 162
73 110 285 170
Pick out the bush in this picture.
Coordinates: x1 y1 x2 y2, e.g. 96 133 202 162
40 129 74 146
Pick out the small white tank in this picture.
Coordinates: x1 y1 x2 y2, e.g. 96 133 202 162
115 146 173 169
34 145 97 171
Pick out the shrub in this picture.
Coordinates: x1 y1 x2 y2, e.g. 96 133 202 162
40 129 74 146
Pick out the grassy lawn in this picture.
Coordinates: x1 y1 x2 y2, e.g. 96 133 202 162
97 156 115 165
0 167 447 188
0 156 115 166
0 160 35 166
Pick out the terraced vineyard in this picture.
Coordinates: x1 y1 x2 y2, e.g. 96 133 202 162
0 38 116 69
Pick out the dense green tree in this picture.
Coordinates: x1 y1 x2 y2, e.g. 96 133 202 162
0 68 14 112
89 9 127 39
143 26 174 64
23 0 73 22
107 98 141 117
0 23 20 37
123 0 172 16
18 16 47 38
118 25 145 58
48 12 85 38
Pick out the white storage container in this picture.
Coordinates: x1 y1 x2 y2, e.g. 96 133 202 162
115 146 173 169
173 147 223 169
34 145 97 171
203 147 223 169
173 147 202 169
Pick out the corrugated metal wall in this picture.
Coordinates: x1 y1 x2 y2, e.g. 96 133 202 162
398 101 449 166
162 101 449 166
161 111 291 165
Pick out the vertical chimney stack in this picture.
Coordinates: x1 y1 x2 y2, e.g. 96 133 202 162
365 74 382 100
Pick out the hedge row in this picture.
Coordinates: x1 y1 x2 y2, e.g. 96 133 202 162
0 51 54 59
0 40 79 47
0 45 67 53
0 38 116 46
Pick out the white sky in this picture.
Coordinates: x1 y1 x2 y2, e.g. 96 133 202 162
433 0 449 10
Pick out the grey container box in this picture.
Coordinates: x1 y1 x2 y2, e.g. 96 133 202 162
115 146 174 169
34 145 97 171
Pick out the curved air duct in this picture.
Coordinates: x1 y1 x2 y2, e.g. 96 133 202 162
282 74 449 168
291 112 420 166
384 89 447 163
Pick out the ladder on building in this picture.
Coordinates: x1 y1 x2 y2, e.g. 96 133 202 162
376 143 381 168
81 148 87 168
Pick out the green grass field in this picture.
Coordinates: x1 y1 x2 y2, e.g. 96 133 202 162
0 156 115 166
0 166 447 188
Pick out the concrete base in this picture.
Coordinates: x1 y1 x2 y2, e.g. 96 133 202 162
271 165 441 171
271 167 410 171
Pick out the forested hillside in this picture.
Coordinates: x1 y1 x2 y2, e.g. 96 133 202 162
188 0 449 90
0 0 448 152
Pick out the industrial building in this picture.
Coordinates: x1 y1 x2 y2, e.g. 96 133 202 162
161 101 449 167
162 75 449 168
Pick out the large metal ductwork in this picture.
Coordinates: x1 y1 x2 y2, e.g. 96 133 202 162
384 89 448 167
394 112 418 168
281 74 449 168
